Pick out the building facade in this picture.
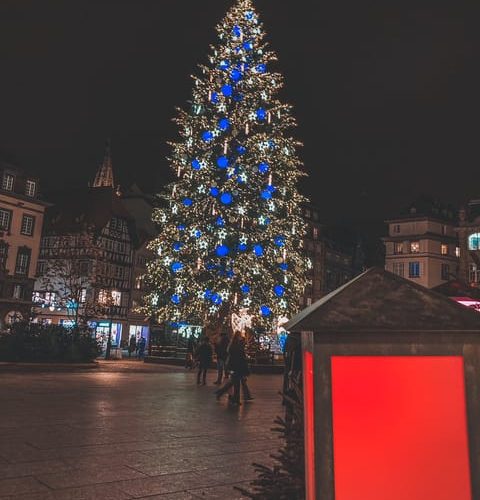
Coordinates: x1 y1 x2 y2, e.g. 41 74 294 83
0 161 47 329
456 200 480 288
384 199 459 289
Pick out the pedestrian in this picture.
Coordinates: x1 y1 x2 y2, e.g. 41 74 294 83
138 336 146 360
195 336 213 385
186 333 197 369
128 335 137 358
214 332 229 385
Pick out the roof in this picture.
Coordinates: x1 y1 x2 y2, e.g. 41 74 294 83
285 267 480 332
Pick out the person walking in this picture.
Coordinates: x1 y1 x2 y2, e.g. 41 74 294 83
137 336 146 360
128 335 137 358
214 332 229 385
195 336 213 385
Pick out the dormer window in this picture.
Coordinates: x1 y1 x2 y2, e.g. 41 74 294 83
2 174 14 191
468 234 480 251
25 180 36 197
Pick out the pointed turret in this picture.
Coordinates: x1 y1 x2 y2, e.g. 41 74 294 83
92 140 114 188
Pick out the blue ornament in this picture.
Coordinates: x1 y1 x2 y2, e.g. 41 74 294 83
232 25 242 37
211 293 222 305
237 176 245 184
171 294 181 305
222 84 233 97
219 60 230 70
217 156 229 169
274 235 286 247
202 131 214 142
241 284 250 294
256 63 267 73
260 217 271 226
177 224 186 231
216 216 225 227
191 159 201 170
218 118 230 131
233 93 243 102
279 263 289 271
210 92 219 104
194 230 202 239
245 11 255 20
226 270 235 278
261 190 272 200
204 289 213 300
206 262 216 271
231 69 242 82
220 192 233 205
266 184 276 193
171 262 183 273
183 198 193 207
216 245 229 257
254 245 264 257
268 140 276 149
243 40 254 51
258 162 269 174
210 187 219 197
173 242 183 252
238 243 248 252
274 285 285 297
261 305 271 317
256 108 267 121
237 145 247 155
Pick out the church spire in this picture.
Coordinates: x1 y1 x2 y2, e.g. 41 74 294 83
92 139 115 188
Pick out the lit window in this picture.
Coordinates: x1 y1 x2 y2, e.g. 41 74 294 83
20 214 35 236
441 264 450 281
468 234 480 251
410 242 420 253
25 180 36 197
2 174 14 191
469 264 480 284
456 247 461 258
394 243 403 255
45 291 57 304
12 284 23 299
409 262 421 278
393 262 405 277
32 291 42 303
112 290 122 306
0 209 11 230
441 244 448 256
80 288 87 303
135 276 143 290
98 289 108 304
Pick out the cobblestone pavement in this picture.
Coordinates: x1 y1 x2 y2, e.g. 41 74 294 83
0 363 283 499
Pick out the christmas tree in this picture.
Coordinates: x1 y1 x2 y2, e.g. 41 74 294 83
145 0 308 332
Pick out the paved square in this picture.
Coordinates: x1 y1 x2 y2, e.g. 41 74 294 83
0 363 282 499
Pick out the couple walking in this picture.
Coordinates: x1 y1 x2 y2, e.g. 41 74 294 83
215 331 253 406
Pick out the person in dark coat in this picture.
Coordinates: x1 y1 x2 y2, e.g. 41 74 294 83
214 332 229 385
128 335 137 358
137 336 146 359
195 336 213 385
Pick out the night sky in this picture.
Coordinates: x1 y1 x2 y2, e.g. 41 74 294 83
0 0 478 229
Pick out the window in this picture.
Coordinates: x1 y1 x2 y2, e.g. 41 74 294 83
0 241 8 270
441 225 448 236
36 260 46 275
111 290 122 306
25 180 36 197
20 214 35 236
135 276 143 290
441 264 450 281
115 266 123 278
15 248 31 276
12 284 23 300
409 262 421 278
456 247 461 258
313 227 319 240
45 291 57 304
393 242 404 255
2 174 14 191
80 288 87 303
32 291 42 304
469 234 480 251
0 209 11 231
410 242 420 253
441 244 448 256
393 262 405 278
98 289 108 304
393 224 401 234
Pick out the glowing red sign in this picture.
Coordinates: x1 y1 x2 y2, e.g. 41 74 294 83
331 356 471 500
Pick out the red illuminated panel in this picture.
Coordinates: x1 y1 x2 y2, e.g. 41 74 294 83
331 356 471 500
303 351 315 500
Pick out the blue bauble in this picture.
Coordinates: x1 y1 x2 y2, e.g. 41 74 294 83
258 162 269 174
177 224 186 231
222 84 233 97
194 230 202 239
210 92 219 104
220 192 233 205
243 40 254 51
241 284 250 294
237 145 247 155
266 184 276 193
218 118 230 131
245 11 254 20
232 25 242 37
204 289 213 300
202 131 213 142
279 263 289 271
191 159 201 170
254 244 264 257
226 270 235 278
274 285 285 297
274 236 286 247
171 262 183 273
231 69 242 82
216 245 229 257
236 176 245 184
211 293 222 305
261 190 272 200
261 305 271 317
210 187 219 197
216 216 225 227
238 243 247 252
256 108 267 121
219 60 230 71
183 198 193 207
256 63 267 73
171 294 181 305
217 156 229 169
173 242 183 252
233 93 243 102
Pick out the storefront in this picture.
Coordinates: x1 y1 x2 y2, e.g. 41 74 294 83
128 324 150 346
94 321 123 350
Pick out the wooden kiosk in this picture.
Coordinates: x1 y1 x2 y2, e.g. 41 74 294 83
285 268 480 500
